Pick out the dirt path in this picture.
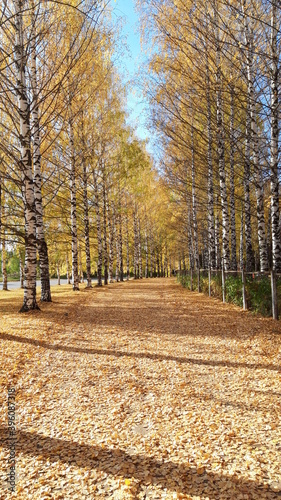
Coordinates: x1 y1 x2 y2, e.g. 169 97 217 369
0 278 281 499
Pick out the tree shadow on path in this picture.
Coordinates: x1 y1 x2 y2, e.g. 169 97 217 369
0 332 280 372
0 426 278 499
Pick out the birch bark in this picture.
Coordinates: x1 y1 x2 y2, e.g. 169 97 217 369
133 208 138 279
138 218 142 279
2 232 8 291
93 169 102 286
215 1 230 271
229 87 237 271
145 229 149 278
102 163 108 285
149 230 153 278
81 117 91 287
157 251 160 277
215 211 221 270
240 208 244 270
30 2 51 301
83 159 91 287
16 0 39 311
125 198 130 280
20 252 24 288
57 262 60 285
114 209 120 282
67 71 79 291
66 253 71 284
191 125 199 270
206 49 216 270
270 1 281 272
78 241 83 283
0 179 7 290
118 197 123 282
107 201 114 283
241 0 255 271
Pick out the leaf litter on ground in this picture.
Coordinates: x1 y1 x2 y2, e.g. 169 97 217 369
0 278 280 499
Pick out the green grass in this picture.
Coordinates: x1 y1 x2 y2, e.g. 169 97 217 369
178 272 281 318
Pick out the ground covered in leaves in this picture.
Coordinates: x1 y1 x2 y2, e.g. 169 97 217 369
0 278 281 499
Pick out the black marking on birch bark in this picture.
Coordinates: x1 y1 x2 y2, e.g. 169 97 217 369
240 207 244 271
270 2 281 273
125 197 130 280
102 165 108 286
215 2 230 271
15 0 39 311
93 169 102 286
145 227 149 279
30 5 51 302
83 159 92 287
138 218 142 279
118 189 123 282
206 46 216 271
191 125 199 270
229 86 237 271
133 208 138 279
107 200 114 283
241 1 255 272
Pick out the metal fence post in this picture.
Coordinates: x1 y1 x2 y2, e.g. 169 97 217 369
208 268 211 297
198 267 200 293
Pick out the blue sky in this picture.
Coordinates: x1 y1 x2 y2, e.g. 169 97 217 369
110 0 149 144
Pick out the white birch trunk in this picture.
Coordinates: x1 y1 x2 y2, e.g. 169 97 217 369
67 65 79 291
133 208 138 279
267 207 272 268
145 228 149 278
66 253 71 285
206 48 216 270
69 121 79 291
229 87 237 271
16 0 39 311
153 241 156 277
125 197 130 280
118 194 123 282
191 125 199 270
83 158 91 287
270 1 281 272
215 2 230 271
164 244 168 277
188 207 194 270
31 2 51 301
138 218 142 279
20 252 24 288
107 201 114 283
57 262 60 285
149 230 153 278
2 232 8 291
215 210 221 270
160 249 164 277
241 0 255 271
102 165 108 285
81 115 91 287
114 209 120 282
255 166 268 272
93 169 102 286
240 208 244 270
0 179 7 290
157 250 160 277
78 241 84 283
